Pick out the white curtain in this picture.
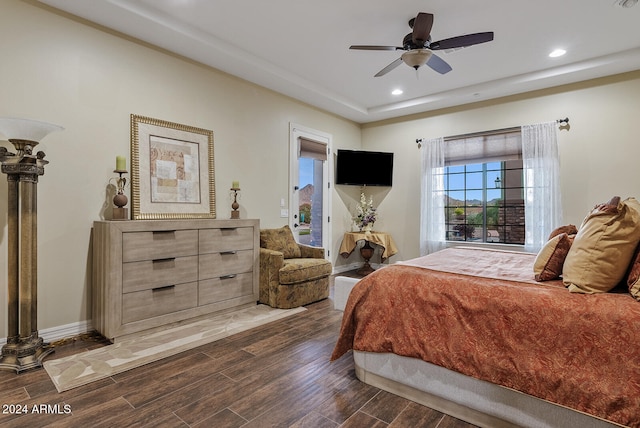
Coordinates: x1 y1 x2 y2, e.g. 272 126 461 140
420 137 446 255
522 121 562 253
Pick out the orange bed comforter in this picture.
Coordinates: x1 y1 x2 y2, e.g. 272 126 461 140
331 247 640 427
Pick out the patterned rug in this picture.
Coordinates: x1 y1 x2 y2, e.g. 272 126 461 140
44 305 306 392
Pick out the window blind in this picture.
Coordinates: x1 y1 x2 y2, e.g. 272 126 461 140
444 129 521 166
298 137 327 161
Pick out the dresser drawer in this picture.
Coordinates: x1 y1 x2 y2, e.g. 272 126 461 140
199 227 254 254
122 281 198 324
123 256 198 293
199 250 253 280
123 229 198 262
199 273 254 306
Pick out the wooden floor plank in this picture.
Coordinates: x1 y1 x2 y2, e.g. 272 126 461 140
341 411 388 428
389 402 446 427
289 411 339 428
361 390 412 424
192 408 246 428
312 376 381 425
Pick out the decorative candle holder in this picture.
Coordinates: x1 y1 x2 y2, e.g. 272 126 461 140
111 170 128 220
230 186 241 219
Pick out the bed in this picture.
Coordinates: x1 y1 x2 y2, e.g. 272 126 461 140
331 246 640 428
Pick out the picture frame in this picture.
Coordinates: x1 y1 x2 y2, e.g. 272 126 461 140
130 114 215 220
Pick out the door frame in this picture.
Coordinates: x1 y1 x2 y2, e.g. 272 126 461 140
289 123 332 258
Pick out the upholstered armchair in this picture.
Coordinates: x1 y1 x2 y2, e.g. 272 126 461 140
259 225 332 309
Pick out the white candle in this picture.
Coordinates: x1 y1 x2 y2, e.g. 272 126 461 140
232 180 240 189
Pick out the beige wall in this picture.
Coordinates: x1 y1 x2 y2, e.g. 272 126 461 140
0 0 360 337
361 72 640 262
1 0 639 338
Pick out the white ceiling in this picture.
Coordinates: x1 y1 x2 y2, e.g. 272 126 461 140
38 0 640 123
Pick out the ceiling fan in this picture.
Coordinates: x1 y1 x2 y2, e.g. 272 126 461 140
350 12 494 77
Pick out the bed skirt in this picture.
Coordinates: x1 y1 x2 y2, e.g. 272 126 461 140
353 351 625 428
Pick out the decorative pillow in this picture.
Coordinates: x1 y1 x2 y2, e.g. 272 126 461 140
592 196 622 215
626 244 640 301
563 196 640 293
260 225 301 259
547 224 578 241
534 233 573 281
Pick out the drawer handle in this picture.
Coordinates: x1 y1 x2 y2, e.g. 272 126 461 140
220 274 237 280
220 251 237 255
221 227 237 231
152 285 175 292
153 230 176 234
152 257 176 263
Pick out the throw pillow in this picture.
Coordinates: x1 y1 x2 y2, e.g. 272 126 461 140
260 225 301 259
534 233 573 281
563 196 640 293
626 244 640 301
547 224 578 240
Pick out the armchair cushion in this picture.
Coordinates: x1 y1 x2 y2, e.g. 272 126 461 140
279 258 333 285
260 225 301 259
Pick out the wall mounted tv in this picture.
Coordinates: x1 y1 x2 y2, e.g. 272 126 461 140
335 149 394 187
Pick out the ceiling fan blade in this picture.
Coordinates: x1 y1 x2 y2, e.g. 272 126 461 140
430 32 494 50
350 45 402 51
411 12 434 47
374 57 403 77
426 53 452 74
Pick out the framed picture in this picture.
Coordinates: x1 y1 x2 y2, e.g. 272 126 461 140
130 114 215 219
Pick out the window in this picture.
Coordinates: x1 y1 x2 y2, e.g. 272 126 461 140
443 159 524 244
421 123 561 255
440 129 524 245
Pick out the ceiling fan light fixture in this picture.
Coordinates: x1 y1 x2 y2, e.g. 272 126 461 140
401 49 433 69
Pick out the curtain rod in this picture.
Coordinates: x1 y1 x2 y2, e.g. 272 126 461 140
415 117 570 147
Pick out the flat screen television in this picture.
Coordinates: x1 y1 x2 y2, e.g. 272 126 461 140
335 149 394 187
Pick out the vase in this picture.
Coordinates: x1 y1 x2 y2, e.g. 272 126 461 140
362 223 373 232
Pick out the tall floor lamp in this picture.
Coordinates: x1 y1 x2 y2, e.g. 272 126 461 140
0 117 63 373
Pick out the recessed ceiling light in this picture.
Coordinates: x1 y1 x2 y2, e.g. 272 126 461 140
549 49 566 58
391 89 403 95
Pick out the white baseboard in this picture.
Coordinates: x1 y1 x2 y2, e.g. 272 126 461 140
0 320 94 346
333 262 389 275
333 263 362 274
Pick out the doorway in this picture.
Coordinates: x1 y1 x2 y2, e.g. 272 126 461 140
289 124 331 257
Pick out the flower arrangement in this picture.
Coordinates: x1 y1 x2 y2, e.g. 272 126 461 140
353 192 377 231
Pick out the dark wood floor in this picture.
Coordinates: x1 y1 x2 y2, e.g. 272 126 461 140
0 274 477 428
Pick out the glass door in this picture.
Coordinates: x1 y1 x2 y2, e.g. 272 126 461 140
289 124 331 256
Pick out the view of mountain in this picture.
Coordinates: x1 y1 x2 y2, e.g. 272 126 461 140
445 194 500 206
299 184 313 205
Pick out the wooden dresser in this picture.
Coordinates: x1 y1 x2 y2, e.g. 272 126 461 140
92 219 259 341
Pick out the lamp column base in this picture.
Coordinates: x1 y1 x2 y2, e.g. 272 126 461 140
0 333 54 373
